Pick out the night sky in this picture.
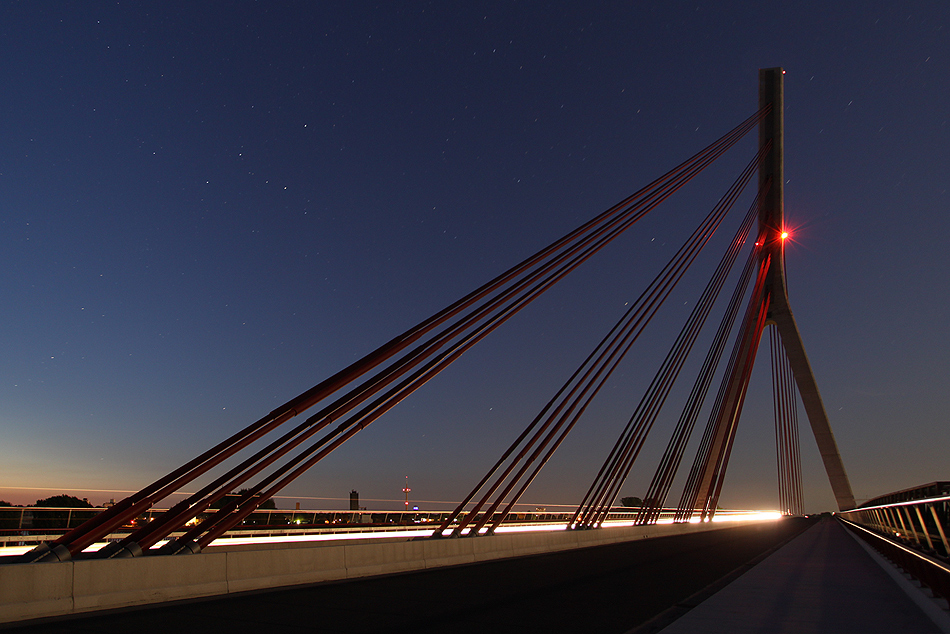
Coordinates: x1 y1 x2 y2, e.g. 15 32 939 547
2 2 947 514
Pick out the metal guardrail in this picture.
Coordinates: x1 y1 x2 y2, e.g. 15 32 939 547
838 488 950 601
1 505 774 551
0 507 102 531
838 494 950 559
0 507 575 548
0 507 575 531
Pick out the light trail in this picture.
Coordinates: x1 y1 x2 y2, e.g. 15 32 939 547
0 509 781 557
597 510 783 528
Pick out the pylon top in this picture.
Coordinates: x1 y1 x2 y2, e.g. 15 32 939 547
758 67 786 308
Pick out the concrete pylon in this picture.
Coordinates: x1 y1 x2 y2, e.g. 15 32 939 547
758 67 855 511
690 69 855 517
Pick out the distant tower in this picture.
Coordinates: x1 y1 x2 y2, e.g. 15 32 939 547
349 490 359 511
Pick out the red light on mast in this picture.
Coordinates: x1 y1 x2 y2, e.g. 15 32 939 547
780 231 789 240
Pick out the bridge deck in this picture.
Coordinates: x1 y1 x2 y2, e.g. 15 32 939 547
1 519 808 633
652 517 948 634
5 518 947 633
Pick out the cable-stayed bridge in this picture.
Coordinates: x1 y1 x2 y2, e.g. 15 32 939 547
2 69 947 632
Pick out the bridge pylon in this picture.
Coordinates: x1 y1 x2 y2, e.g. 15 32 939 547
758 67 855 512
692 68 855 514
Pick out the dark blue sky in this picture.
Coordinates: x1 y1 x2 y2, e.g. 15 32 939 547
2 2 947 513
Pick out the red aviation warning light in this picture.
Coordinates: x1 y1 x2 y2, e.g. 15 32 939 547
780 231 789 240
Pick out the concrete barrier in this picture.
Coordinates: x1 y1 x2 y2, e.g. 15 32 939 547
225 542 347 594
0 559 72 623
0 520 755 625
72 552 229 613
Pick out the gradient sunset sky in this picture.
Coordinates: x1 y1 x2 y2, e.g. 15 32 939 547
1 2 947 513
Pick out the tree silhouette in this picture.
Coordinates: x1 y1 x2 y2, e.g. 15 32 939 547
34 495 93 508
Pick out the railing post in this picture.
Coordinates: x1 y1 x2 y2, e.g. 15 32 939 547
929 505 950 557
900 506 921 545
914 505 935 551
876 508 890 534
890 507 904 538
889 507 906 538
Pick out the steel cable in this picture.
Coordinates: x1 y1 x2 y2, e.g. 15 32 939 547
26 108 768 561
